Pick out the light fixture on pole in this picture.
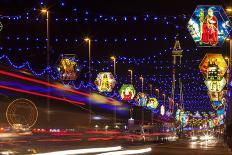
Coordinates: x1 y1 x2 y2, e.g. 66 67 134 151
84 37 92 126
110 56 116 77
140 76 144 92
128 69 133 84
41 8 50 122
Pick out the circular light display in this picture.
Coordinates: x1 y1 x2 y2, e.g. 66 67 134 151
6 98 38 129
147 97 159 109
119 84 136 101
135 92 148 106
95 72 116 92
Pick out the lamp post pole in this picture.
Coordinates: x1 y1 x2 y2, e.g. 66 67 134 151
128 70 133 84
111 56 117 127
41 9 50 122
140 76 144 125
85 38 92 126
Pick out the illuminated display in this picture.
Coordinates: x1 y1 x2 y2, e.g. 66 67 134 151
208 91 223 101
204 77 226 92
147 97 159 109
58 54 78 81
135 92 148 106
160 105 165 116
187 5 231 47
95 72 116 92
119 84 136 101
199 54 228 80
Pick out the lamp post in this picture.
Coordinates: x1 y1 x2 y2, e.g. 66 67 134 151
41 8 50 122
162 94 166 106
111 56 116 77
128 69 133 84
149 84 153 95
140 76 144 92
84 37 92 126
139 76 144 125
155 88 160 99
110 56 117 127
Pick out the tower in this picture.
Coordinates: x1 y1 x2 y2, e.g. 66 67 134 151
171 37 184 112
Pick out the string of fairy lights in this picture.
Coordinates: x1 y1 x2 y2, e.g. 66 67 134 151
0 1 217 114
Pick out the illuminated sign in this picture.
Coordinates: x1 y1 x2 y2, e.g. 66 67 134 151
204 77 226 92
187 5 232 47
147 97 159 109
135 92 148 106
208 91 223 101
199 53 228 80
119 84 136 101
95 72 116 92
58 54 78 81
160 105 165 116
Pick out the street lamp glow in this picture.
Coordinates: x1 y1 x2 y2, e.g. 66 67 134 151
226 8 232 12
84 37 90 42
41 8 48 13
110 56 116 60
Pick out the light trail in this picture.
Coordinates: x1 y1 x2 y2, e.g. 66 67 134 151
0 85 85 106
97 147 152 155
0 69 118 106
0 70 90 97
35 146 122 155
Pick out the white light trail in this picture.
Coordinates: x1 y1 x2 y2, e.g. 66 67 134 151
36 146 122 155
97 147 152 155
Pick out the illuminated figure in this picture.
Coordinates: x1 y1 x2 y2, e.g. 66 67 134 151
207 58 220 80
100 74 110 91
147 98 159 109
119 84 136 101
95 72 116 92
122 87 134 100
201 7 218 45
135 93 147 106
60 58 77 80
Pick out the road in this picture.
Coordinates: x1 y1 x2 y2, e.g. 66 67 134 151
0 134 231 154
148 139 232 155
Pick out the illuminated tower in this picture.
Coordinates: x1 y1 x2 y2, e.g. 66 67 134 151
171 37 184 112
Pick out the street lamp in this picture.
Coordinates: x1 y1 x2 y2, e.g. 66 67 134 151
110 56 117 126
128 69 133 84
84 37 91 78
226 8 232 12
162 94 166 105
84 37 92 126
155 88 160 99
149 84 153 95
41 8 50 122
111 56 116 76
140 76 144 92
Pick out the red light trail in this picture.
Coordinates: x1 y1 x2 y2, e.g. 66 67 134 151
0 85 85 106
0 70 90 97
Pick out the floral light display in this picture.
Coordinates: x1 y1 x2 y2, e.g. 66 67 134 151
95 72 116 92
187 5 232 47
119 84 136 101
